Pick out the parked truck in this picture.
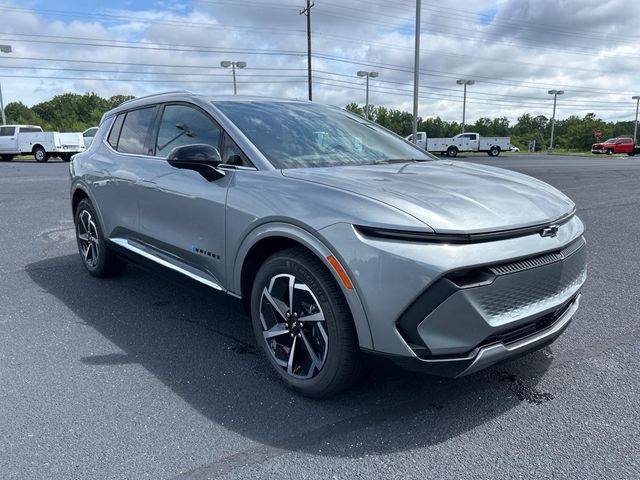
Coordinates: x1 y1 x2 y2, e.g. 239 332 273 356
591 137 636 156
0 125 86 162
405 132 511 157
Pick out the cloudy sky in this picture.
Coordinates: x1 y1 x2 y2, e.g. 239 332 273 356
1 0 639 123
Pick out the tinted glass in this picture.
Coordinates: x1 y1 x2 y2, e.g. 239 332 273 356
84 127 98 138
0 126 15 136
118 107 156 155
108 114 125 149
215 101 433 169
155 105 221 157
19 127 42 133
222 134 251 167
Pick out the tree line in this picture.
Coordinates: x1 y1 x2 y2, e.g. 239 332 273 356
345 103 636 151
4 93 134 133
3 93 635 151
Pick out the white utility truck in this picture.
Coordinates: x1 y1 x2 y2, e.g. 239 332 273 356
0 125 86 162
406 132 511 157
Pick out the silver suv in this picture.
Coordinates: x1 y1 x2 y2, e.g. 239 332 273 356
70 91 586 397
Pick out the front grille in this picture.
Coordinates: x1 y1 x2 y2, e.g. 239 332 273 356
473 240 586 323
490 237 585 276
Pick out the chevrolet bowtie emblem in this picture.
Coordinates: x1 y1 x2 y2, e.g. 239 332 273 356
540 225 560 238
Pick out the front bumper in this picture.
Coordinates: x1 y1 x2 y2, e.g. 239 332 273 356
371 292 580 377
317 216 586 368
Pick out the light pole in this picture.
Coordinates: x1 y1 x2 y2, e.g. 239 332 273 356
357 71 378 120
633 96 640 144
456 79 475 133
547 89 564 153
411 0 421 144
0 44 12 125
220 61 246 95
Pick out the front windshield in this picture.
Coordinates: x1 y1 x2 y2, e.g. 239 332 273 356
215 101 434 169
604 138 616 143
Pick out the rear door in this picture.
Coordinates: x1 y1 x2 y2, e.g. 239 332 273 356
466 133 480 151
618 138 633 153
90 106 158 238
137 102 232 286
0 126 17 153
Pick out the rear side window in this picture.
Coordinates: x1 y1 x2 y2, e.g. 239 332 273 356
155 104 222 157
0 126 15 136
108 114 125 149
84 127 98 138
19 127 42 133
117 107 157 155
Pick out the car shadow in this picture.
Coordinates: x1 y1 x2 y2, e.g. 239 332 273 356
26 254 553 462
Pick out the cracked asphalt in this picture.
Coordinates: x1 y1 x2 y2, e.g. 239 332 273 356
1 154 638 479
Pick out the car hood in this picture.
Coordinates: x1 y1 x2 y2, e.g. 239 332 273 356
281 161 575 233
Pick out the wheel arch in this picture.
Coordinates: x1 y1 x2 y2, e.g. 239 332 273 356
233 222 374 350
71 187 89 215
31 144 46 153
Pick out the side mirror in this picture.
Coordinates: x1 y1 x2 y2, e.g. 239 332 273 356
166 144 224 181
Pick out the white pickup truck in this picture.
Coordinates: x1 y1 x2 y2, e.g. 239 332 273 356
0 125 86 162
406 132 511 157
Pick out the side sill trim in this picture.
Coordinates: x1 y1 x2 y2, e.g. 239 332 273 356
110 237 223 291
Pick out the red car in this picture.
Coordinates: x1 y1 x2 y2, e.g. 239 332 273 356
591 137 635 155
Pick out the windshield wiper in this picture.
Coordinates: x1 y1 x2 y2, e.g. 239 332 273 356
373 158 430 164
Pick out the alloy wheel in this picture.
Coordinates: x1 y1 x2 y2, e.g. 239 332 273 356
259 273 329 379
77 209 100 268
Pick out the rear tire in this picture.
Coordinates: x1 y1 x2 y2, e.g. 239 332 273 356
74 199 126 277
33 146 49 163
60 153 71 162
489 146 501 157
250 248 361 398
446 146 458 158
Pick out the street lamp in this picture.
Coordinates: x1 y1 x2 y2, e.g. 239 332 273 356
357 70 378 120
0 44 12 125
220 61 246 95
456 79 475 133
547 89 564 153
633 96 640 144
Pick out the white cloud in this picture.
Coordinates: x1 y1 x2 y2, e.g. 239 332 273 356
1 0 639 123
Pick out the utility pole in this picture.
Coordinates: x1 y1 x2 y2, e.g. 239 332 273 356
547 89 564 153
456 79 475 133
0 44 12 125
411 0 421 144
633 96 640 144
300 0 314 101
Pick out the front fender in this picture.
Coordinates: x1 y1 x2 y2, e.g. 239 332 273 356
231 222 373 350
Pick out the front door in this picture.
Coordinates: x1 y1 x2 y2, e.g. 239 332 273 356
137 103 230 287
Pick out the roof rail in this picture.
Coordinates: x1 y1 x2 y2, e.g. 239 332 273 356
120 90 193 106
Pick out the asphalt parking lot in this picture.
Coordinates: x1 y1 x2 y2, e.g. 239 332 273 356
1 154 639 479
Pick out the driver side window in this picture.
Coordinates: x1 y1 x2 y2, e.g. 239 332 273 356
155 104 222 157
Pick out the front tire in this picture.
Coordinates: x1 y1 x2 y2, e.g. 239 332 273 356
606 148 613 155
74 199 126 277
33 146 49 163
0 155 13 162
250 248 360 398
